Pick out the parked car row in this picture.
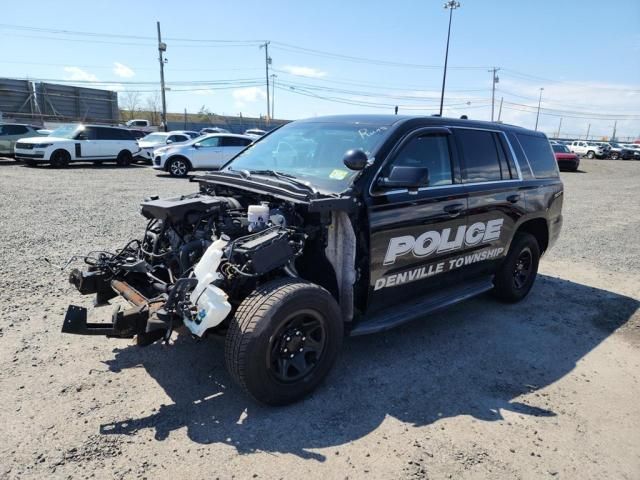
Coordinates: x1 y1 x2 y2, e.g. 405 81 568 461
549 139 639 160
5 122 257 174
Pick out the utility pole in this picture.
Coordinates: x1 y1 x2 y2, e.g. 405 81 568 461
497 96 503 122
439 1 461 117
489 67 500 121
612 120 617 141
556 117 563 138
270 73 277 119
183 108 187 129
585 123 591 140
534 87 544 131
157 21 168 132
260 42 271 122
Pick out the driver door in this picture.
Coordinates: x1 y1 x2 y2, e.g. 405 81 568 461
367 127 469 312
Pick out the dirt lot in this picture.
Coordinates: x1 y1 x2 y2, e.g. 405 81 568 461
0 158 638 480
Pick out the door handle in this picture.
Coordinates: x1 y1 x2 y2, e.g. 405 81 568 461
507 194 521 203
443 203 464 217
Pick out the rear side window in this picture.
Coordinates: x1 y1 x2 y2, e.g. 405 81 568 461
3 125 29 135
516 133 559 178
220 136 251 147
455 129 506 183
96 127 118 140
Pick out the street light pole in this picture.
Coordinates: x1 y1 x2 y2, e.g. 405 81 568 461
157 21 168 132
260 42 271 123
439 1 460 117
534 87 544 131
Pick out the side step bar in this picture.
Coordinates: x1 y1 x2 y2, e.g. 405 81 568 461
349 277 494 336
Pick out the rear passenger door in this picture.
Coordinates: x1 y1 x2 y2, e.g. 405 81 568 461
452 127 525 278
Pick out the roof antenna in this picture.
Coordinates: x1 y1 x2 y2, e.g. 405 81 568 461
460 115 468 119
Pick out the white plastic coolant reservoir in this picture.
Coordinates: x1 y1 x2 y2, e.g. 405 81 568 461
247 204 270 224
185 237 231 337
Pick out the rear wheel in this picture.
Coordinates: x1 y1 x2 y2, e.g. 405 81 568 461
116 150 132 166
611 152 620 160
168 157 190 177
225 278 343 405
50 149 70 168
586 150 595 159
492 232 540 303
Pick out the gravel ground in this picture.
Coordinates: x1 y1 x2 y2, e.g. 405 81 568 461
0 158 638 480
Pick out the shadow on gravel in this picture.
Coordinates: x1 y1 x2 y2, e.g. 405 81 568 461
99 274 638 461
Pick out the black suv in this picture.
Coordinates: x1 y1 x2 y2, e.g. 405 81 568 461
63 115 563 405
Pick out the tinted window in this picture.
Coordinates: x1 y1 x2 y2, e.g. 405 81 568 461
220 136 251 147
455 129 503 183
3 125 29 135
168 135 188 143
552 144 569 153
76 127 98 140
96 127 118 140
388 133 453 186
516 133 559 178
198 136 220 147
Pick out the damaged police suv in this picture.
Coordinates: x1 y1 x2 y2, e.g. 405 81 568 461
63 115 563 405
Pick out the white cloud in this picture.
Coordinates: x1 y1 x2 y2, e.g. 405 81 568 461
282 65 328 78
113 62 135 78
232 87 266 108
63 66 98 82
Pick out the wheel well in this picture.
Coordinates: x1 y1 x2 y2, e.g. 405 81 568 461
516 218 549 254
50 148 71 161
118 149 132 157
166 155 191 171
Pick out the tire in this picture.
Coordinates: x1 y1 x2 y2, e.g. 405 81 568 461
492 232 540 303
611 152 620 160
586 150 595 159
167 157 190 177
116 150 132 167
50 149 70 168
225 278 343 406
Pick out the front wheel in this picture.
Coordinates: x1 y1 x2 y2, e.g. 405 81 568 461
50 149 70 168
611 152 620 160
225 278 343 405
167 157 190 177
586 151 595 159
492 232 540 303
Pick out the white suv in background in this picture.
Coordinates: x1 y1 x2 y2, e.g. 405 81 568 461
152 133 254 177
568 141 606 159
14 124 140 167
136 131 191 162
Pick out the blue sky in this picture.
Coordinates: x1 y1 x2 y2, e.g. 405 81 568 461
2 0 639 139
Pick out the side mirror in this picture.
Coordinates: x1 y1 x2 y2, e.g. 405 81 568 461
378 165 429 190
194 142 201 149
166 139 173 144
343 149 368 171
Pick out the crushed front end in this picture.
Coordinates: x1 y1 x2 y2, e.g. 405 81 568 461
63 186 308 345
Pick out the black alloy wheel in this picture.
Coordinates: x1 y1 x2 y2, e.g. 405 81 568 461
269 309 327 383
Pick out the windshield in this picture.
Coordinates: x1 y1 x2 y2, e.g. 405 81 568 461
552 144 569 153
225 121 393 193
141 133 169 143
49 125 80 139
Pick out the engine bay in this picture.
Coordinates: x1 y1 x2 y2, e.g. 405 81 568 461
65 188 313 344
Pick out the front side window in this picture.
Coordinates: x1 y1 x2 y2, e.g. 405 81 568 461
198 136 220 147
384 133 453 187
455 129 504 183
75 127 98 140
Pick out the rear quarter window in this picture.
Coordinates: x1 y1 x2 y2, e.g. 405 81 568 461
516 133 559 179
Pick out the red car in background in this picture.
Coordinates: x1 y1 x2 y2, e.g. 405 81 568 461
552 143 580 171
